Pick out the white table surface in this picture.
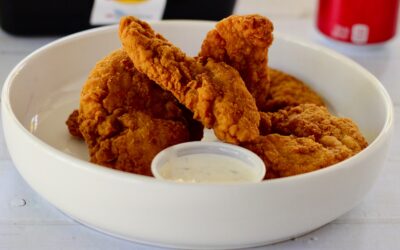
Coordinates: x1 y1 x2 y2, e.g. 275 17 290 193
1 1 400 249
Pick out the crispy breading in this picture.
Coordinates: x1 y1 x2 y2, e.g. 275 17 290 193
243 134 351 179
199 14 274 110
268 104 368 152
198 15 325 113
243 104 368 179
67 49 203 176
119 16 260 144
66 109 82 138
265 68 325 112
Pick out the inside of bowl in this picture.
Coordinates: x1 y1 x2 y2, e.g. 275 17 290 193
5 24 390 159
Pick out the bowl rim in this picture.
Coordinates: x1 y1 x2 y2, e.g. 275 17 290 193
1 21 394 189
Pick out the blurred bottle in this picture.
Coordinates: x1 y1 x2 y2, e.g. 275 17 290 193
317 0 399 45
0 0 236 35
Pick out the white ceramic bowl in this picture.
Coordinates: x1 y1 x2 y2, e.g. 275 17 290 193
1 21 393 249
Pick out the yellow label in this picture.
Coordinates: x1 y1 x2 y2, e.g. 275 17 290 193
114 0 148 4
90 0 166 25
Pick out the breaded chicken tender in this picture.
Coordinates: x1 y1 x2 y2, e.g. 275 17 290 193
269 104 368 152
265 68 325 112
199 14 274 110
198 15 324 113
243 134 351 179
243 104 368 179
119 16 260 144
66 49 203 176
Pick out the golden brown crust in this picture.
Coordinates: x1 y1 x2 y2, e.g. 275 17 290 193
199 14 274 110
71 49 203 176
243 104 368 179
66 109 82 138
119 16 260 144
264 68 325 112
268 104 368 152
243 134 350 179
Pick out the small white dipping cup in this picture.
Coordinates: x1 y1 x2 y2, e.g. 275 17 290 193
151 141 266 183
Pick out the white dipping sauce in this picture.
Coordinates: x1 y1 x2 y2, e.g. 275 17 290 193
159 153 257 183
151 141 266 184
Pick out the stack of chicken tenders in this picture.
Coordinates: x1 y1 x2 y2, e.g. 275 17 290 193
66 15 368 179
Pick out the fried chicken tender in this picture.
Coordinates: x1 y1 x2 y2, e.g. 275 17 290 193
199 14 274 110
244 134 350 179
269 104 368 152
242 104 368 179
264 68 325 112
66 49 203 176
198 15 324 113
119 16 260 144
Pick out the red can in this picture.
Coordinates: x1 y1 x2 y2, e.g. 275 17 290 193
317 0 400 44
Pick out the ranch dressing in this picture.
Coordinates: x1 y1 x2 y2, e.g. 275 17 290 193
159 153 258 183
151 141 266 184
